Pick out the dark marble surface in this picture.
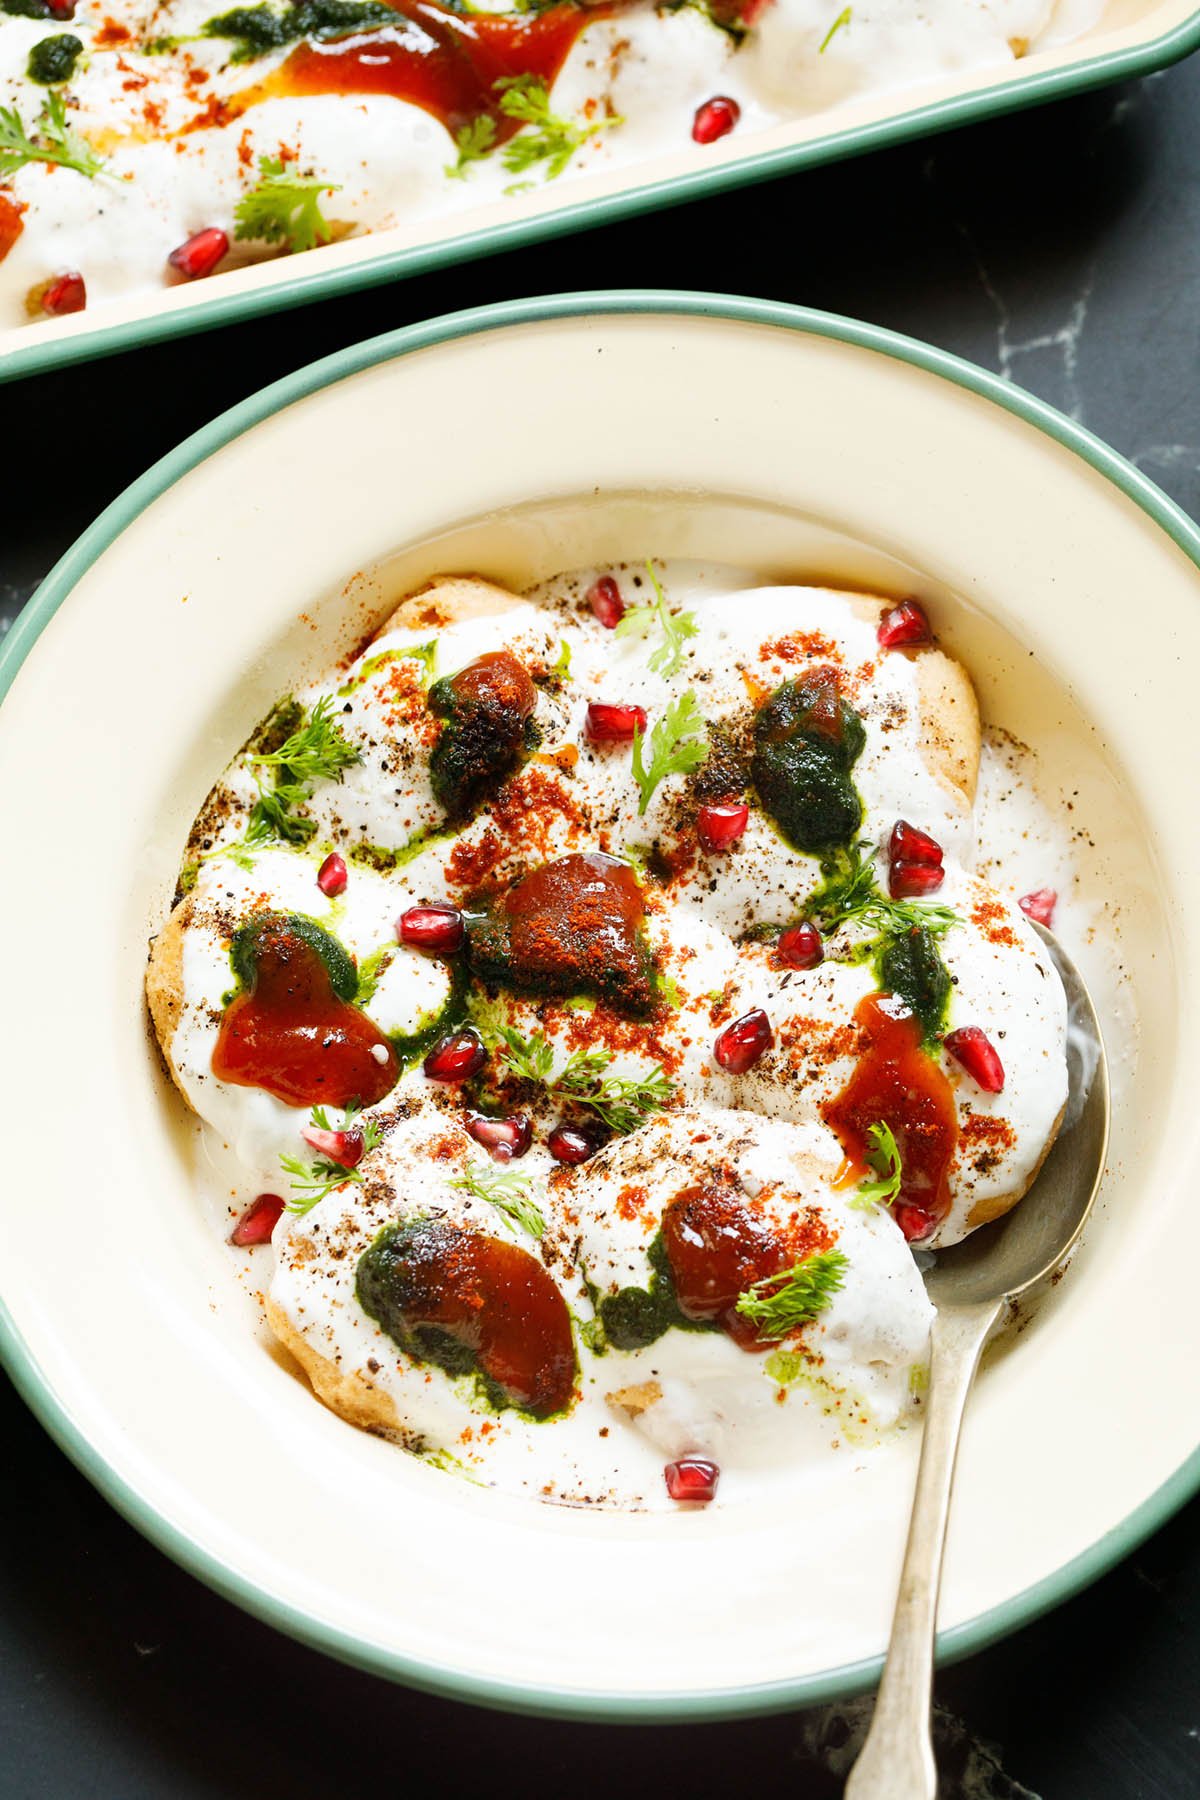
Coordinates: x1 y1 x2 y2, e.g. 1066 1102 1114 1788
4 52 1200 1799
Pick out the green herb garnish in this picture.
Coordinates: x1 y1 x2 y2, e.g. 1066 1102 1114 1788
448 1159 545 1238
281 1103 382 1215
445 113 497 178
493 1023 555 1085
734 1248 849 1340
493 1025 673 1135
614 561 698 677
0 92 104 179
631 689 707 815
555 1048 674 1135
234 154 340 253
224 695 359 864
495 74 620 183
819 4 851 52
247 693 360 787
809 841 958 942
850 1122 903 1212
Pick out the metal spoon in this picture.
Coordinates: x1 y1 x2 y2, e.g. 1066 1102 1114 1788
845 925 1110 1800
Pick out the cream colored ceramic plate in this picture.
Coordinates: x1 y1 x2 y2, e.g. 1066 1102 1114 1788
2 0 1199 383
2 295 1198 1719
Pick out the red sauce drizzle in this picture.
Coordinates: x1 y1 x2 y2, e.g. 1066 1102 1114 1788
212 922 398 1108
441 648 536 717
661 1179 834 1350
276 0 610 140
824 993 959 1242
390 1221 576 1416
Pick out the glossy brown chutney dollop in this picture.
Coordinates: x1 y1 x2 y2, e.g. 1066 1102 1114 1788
428 649 537 819
356 1218 577 1417
276 0 610 145
661 1178 834 1350
824 992 959 1242
213 917 398 1108
466 851 654 1014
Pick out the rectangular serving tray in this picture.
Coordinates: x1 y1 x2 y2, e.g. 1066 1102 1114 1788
3 0 1198 383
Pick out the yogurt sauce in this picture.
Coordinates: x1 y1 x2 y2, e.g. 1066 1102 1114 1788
169 559 1086 1508
3 0 1103 327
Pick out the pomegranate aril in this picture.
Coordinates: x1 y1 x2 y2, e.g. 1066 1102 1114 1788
317 851 347 897
664 1457 720 1503
714 1007 773 1074
466 1112 532 1163
697 800 749 854
944 1026 1005 1093
301 1123 364 1167
548 1123 599 1165
167 226 228 280
776 921 823 970
877 599 932 650
397 902 464 954
888 819 943 868
1018 888 1057 928
231 1193 284 1246
585 701 647 743
46 0 77 15
424 1027 486 1083
892 1203 935 1244
587 575 625 629
692 96 740 145
889 860 945 899
38 270 85 316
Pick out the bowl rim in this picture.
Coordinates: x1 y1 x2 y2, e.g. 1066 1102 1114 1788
2 6 1200 386
3 289 1200 1721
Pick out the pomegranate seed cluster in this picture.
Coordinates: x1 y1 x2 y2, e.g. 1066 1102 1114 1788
153 567 1071 1505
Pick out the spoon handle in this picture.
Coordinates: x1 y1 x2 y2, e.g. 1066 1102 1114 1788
844 1298 1003 1800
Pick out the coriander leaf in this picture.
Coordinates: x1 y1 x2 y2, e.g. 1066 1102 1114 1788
613 561 698 677
234 153 340 254
631 689 707 815
495 73 620 182
0 92 105 180
445 113 497 178
448 1159 545 1238
221 694 359 864
808 840 958 941
248 692 361 785
494 1023 555 1086
282 1102 380 1214
734 1248 849 1340
489 1026 673 1135
819 4 851 52
555 1047 674 1135
850 1121 903 1211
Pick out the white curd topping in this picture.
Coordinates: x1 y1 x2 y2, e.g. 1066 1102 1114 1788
157 561 1081 1505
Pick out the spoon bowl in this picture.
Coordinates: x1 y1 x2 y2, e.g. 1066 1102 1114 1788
925 922 1110 1311
846 926 1110 1800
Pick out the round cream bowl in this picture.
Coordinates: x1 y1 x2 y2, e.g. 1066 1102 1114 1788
1 294 1196 1719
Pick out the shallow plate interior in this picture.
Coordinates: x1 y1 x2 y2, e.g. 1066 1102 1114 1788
1 298 1198 1719
3 0 1199 383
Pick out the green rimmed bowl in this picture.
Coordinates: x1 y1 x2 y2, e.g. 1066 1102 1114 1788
1 293 1197 1718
